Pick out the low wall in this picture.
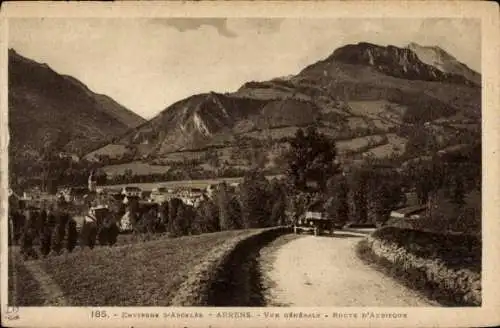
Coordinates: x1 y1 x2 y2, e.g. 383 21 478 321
170 227 289 306
356 227 481 306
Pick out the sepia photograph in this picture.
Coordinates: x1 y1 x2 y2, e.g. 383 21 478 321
1 1 499 328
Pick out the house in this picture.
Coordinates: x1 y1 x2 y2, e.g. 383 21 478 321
58 152 80 162
389 205 427 219
178 188 205 207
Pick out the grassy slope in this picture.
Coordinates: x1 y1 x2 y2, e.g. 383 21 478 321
16 230 254 306
8 256 46 306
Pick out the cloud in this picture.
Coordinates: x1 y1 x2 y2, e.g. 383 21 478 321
150 18 237 38
229 18 284 34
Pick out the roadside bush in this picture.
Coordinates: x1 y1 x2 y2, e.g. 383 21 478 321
356 226 481 306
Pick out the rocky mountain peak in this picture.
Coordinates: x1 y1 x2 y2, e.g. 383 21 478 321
327 42 475 86
406 42 480 85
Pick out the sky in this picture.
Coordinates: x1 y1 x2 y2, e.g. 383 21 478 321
9 18 481 119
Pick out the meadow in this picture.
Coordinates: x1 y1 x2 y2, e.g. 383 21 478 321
8 230 258 306
99 175 283 191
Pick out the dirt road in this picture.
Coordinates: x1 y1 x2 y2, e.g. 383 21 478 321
259 229 439 307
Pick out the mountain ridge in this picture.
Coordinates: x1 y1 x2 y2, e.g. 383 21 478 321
8 49 146 157
406 42 481 85
87 41 481 167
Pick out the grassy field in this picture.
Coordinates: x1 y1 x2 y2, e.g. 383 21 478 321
100 175 283 191
363 134 407 158
241 126 300 140
8 256 46 306
100 177 244 191
9 230 258 306
336 134 386 152
349 100 405 118
85 144 129 161
101 161 171 176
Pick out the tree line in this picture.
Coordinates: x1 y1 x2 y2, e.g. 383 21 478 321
284 125 481 230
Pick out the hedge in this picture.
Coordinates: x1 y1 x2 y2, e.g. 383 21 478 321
356 226 481 306
170 227 289 306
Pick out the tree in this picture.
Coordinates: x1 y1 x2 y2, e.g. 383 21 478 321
167 198 189 237
325 174 349 227
286 192 311 225
365 165 404 226
239 170 273 228
270 197 286 226
286 126 340 193
346 167 370 224
192 199 220 234
215 183 241 230
174 204 194 236
268 179 288 226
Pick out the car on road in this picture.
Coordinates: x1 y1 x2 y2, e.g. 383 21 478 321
293 211 335 236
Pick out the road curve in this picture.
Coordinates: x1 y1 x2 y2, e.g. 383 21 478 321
259 229 439 307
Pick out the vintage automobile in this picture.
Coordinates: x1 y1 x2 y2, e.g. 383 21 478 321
293 211 335 236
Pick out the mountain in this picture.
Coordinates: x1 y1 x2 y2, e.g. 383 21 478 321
407 42 481 85
8 49 146 157
88 42 481 170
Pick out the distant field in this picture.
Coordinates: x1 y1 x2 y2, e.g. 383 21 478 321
159 151 205 162
241 127 300 140
9 230 258 306
363 133 407 158
364 143 398 158
100 175 283 191
371 119 397 131
349 100 406 118
101 161 171 176
336 134 386 152
85 144 128 161
346 117 370 130
101 177 242 191
236 87 291 100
